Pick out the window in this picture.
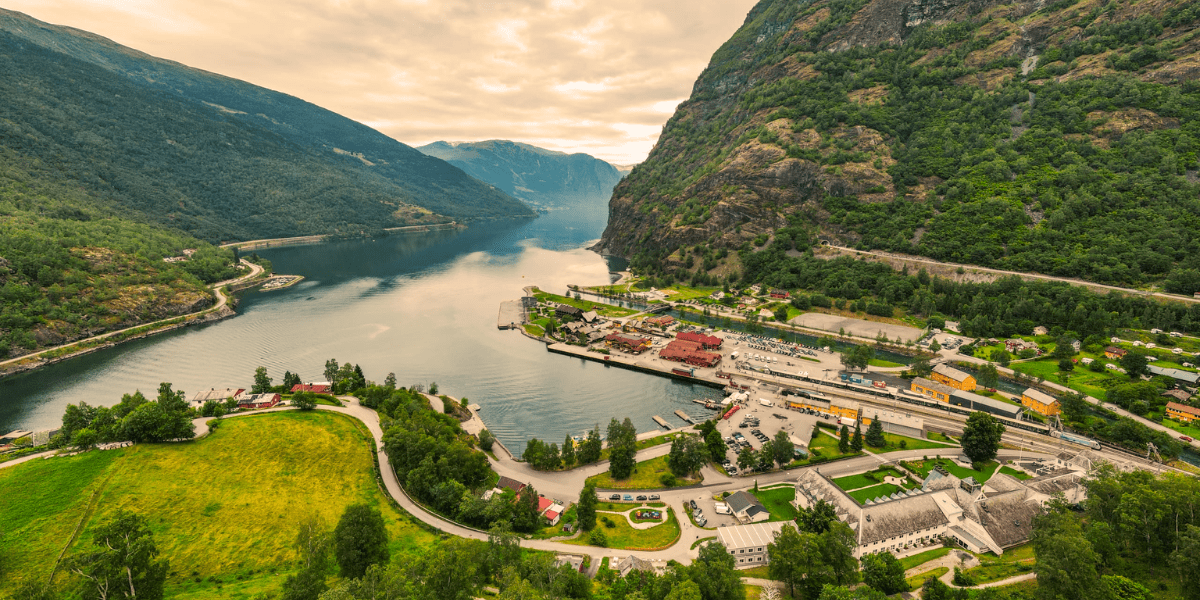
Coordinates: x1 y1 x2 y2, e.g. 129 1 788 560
740 549 745 554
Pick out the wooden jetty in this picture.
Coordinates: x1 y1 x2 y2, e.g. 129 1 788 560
652 415 671 429
674 410 693 423
497 300 523 330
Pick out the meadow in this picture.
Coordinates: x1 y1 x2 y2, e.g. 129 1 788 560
0 410 435 599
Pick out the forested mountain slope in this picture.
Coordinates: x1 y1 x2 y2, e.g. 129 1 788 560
417 140 624 210
0 9 533 242
597 0 1200 294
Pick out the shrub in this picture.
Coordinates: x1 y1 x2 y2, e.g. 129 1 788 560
589 529 608 547
660 473 677 487
952 567 976 586
899 440 908 449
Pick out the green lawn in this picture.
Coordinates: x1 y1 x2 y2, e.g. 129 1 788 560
585 455 702 490
849 483 902 504
1010 358 1121 400
531 288 639 318
903 458 999 483
1155 416 1200 440
523 324 545 336
739 565 777 580
906 567 948 589
0 411 436 599
869 358 906 368
999 466 1032 480
807 431 863 461
564 508 681 551
927 431 957 444
899 547 952 570
832 467 906 491
962 544 1036 583
752 486 799 522
598 432 686 462
874 432 959 453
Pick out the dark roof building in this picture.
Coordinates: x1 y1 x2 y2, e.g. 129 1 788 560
555 304 584 319
497 476 527 494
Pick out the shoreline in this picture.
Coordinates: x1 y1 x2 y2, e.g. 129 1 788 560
219 221 465 251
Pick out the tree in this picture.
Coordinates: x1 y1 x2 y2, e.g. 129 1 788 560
292 392 317 411
607 418 638 480
324 359 339 385
578 483 598 531
579 426 603 464
253 366 273 394
561 434 576 468
1059 358 1075 373
67 510 168 600
333 503 390 579
961 412 1005 464
1171 524 1200 600
383 372 397 390
735 445 755 471
1052 336 1077 360
865 416 886 448
545 443 562 470
429 382 439 395
977 363 999 389
689 542 743 600
294 514 330 571
1032 512 1105 600
796 499 839 534
838 425 850 454
705 428 726 463
861 552 909 594
282 370 302 391
990 349 1012 366
773 430 793 465
911 358 934 378
478 429 495 452
817 585 887 600
767 524 811 598
513 485 543 533
1120 351 1149 379
820 522 860 587
74 427 99 450
851 422 863 452
840 345 874 371
280 565 327 600
665 579 703 600
929 339 941 353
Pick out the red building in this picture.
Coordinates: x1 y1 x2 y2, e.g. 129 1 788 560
769 289 790 299
676 331 723 350
236 393 282 409
660 340 722 368
605 333 652 354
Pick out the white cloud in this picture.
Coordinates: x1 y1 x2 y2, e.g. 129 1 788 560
4 0 760 164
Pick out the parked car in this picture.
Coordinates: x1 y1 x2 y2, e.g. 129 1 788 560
623 494 633 501
695 517 707 527
649 494 660 500
690 500 698 510
714 503 731 515
636 495 648 501
610 494 621 500
1182 436 1194 443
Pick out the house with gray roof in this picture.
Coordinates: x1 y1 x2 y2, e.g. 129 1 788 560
725 490 770 523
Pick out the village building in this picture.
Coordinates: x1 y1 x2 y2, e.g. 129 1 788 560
1020 388 1061 417
769 289 790 299
716 521 789 568
725 491 771 524
496 476 527 494
614 555 665 577
910 379 1022 419
930 363 976 391
189 388 245 409
1166 402 1200 424
860 410 926 439
1147 365 1200 386
644 315 675 327
1162 389 1193 403
1005 339 1040 354
1104 346 1127 360
580 311 599 324
659 339 722 368
676 331 723 350
235 392 281 409
555 304 584 320
829 398 862 422
911 377 955 403
291 383 332 394
604 333 652 354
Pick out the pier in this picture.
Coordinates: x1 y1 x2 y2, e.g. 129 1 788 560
497 301 523 330
673 410 693 423
545 343 726 389
652 415 671 429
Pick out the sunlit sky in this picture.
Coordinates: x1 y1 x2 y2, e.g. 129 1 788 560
6 0 760 164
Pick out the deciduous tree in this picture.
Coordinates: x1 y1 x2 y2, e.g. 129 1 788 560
861 552 909 594
333 503 390 579
961 412 1005 464
67 510 168 600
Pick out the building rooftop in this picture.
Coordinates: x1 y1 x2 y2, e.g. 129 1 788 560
859 493 951 545
725 490 765 515
1148 366 1200 384
1167 401 1200 417
716 521 788 550
932 363 973 384
912 377 957 396
1022 388 1058 405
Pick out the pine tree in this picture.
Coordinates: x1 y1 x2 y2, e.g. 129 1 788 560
562 433 576 467
851 422 863 452
866 415 886 448
838 425 850 453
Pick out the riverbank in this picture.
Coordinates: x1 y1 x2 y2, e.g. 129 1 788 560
0 259 266 381
219 222 464 251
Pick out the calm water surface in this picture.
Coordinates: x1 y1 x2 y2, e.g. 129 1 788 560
0 208 724 454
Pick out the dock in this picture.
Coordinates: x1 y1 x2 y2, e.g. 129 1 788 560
674 410 693 424
652 415 671 429
497 300 523 330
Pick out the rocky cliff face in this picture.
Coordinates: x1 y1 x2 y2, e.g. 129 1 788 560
595 0 1200 288
416 140 624 210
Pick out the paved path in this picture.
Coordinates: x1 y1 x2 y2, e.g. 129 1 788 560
0 259 263 372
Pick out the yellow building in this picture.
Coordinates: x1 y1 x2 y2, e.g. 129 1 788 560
931 363 977 391
829 398 861 421
1166 402 1200 424
1021 388 1061 417
911 377 955 403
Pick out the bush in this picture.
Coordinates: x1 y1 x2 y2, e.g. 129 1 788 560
971 461 985 472
660 473 678 487
952 567 976 586
899 440 907 449
603 516 615 528
589 529 608 547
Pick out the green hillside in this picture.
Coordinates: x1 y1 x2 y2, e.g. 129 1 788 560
597 0 1200 293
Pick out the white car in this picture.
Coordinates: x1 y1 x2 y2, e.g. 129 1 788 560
714 503 731 515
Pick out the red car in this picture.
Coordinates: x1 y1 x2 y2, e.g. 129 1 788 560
1182 436 1194 443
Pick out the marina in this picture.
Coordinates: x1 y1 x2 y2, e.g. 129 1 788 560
652 415 671 429
673 409 693 423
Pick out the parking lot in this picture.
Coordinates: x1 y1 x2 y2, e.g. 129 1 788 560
711 385 825 476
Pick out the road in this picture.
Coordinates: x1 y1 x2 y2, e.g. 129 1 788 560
822 245 1200 305
0 259 263 373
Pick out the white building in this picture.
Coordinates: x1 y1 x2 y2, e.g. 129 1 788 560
716 521 789 568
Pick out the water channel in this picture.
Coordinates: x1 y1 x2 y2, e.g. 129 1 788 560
0 207 725 455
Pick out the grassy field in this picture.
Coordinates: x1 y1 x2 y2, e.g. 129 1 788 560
807 431 863 461
903 458 999 483
531 288 639 318
874 432 957 453
868 358 906 368
565 508 680 550
739 565 776 580
999 466 1032 480
585 455 702 490
848 483 904 504
1153 415 1200 439
0 411 436 599
905 566 948 589
1010 358 1120 400
596 432 686 462
832 467 906 491
961 544 1036 584
752 486 798 522
899 547 952 570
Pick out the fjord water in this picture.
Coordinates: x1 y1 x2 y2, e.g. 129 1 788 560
0 207 723 454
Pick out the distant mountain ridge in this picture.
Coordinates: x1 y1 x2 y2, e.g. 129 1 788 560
0 8 533 241
417 140 624 210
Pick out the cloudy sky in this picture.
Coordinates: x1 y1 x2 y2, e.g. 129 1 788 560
8 0 759 164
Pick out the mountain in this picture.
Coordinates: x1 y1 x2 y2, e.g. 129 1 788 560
596 0 1200 294
0 9 533 243
417 140 624 210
